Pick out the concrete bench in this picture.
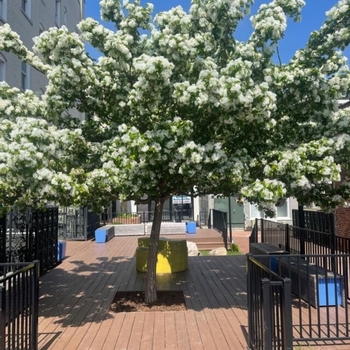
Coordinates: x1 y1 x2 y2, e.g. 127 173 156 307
95 226 115 243
136 237 188 273
278 256 344 308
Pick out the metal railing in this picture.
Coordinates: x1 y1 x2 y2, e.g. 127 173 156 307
249 218 350 348
292 209 335 234
248 253 350 348
0 208 59 275
0 261 39 350
211 209 228 249
251 219 339 256
247 254 292 350
101 210 181 225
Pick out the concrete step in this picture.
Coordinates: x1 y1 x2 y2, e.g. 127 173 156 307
195 241 226 250
113 223 187 236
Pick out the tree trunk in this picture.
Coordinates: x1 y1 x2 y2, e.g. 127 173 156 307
144 199 164 304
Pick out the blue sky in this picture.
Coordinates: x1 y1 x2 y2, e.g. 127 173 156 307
85 0 350 63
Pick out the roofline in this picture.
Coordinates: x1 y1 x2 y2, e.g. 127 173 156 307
339 100 350 109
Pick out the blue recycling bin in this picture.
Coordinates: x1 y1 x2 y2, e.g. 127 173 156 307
57 241 67 261
186 221 196 234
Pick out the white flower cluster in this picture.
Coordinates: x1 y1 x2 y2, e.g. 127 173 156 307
250 0 304 49
0 24 49 74
0 0 349 213
0 83 44 119
0 118 92 215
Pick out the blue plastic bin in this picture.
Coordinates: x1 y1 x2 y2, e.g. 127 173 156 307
318 278 343 306
95 228 107 243
186 221 196 234
57 241 67 261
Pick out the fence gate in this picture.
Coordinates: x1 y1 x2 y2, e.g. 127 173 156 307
0 208 58 276
58 207 100 240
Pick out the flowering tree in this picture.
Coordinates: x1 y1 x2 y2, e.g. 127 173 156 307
1 0 350 302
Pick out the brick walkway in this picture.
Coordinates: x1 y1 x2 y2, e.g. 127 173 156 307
232 230 250 254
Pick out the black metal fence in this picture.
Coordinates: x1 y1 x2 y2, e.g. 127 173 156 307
0 261 39 350
247 253 350 349
249 218 350 348
251 219 348 257
211 209 228 249
292 209 335 234
247 254 292 350
0 208 59 275
58 207 101 240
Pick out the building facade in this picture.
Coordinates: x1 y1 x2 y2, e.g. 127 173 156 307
0 0 85 93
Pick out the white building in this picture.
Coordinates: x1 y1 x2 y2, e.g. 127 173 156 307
204 195 298 230
0 0 85 93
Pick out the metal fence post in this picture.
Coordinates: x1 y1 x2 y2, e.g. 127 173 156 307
285 224 290 253
247 254 253 349
0 216 6 263
223 212 228 250
262 278 272 350
83 207 88 240
32 260 40 350
261 219 265 243
0 286 6 350
282 278 293 350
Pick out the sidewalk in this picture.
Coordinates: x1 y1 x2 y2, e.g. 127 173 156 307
232 230 251 254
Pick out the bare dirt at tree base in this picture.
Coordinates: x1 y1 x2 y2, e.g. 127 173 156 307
109 290 186 313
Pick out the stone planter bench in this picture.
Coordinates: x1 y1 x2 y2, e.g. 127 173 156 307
136 237 188 273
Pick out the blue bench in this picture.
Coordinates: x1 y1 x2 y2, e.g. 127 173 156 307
95 226 115 243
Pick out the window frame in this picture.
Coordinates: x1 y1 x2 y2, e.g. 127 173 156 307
39 23 45 35
63 6 67 26
0 54 6 82
0 0 7 21
21 61 30 91
276 200 289 219
55 0 61 27
21 0 31 19
250 199 290 220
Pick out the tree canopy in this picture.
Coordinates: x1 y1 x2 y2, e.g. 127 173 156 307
1 0 350 215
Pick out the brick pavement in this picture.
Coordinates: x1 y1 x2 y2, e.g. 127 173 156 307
232 230 251 254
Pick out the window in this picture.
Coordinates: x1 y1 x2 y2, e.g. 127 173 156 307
276 201 288 218
21 0 31 18
250 199 290 219
251 204 264 219
63 6 67 26
55 0 61 27
21 61 30 90
0 0 7 21
0 54 6 81
39 23 44 35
